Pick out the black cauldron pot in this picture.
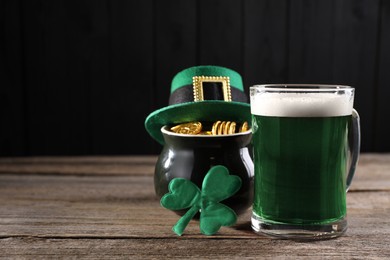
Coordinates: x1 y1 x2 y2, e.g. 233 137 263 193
154 126 254 217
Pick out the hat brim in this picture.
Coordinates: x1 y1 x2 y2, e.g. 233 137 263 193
145 101 251 145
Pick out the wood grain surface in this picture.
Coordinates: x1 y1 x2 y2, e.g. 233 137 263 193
0 154 389 259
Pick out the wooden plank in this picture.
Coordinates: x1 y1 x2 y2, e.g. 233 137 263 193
0 174 231 238
351 153 390 191
19 1 155 155
41 0 107 155
0 0 26 156
332 0 380 152
0 167 390 238
375 0 390 151
89 0 154 155
1 234 390 259
243 0 289 88
198 0 243 72
0 162 155 176
21 0 110 155
0 154 388 190
0 156 389 258
0 172 389 258
0 188 389 240
0 156 157 175
0 170 389 238
19 0 49 155
288 0 380 152
152 0 197 152
0 155 157 164
288 0 334 83
153 0 197 110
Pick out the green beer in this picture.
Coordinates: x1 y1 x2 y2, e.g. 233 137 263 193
252 115 349 225
250 85 360 239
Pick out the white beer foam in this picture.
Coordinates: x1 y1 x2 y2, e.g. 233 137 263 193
251 93 353 117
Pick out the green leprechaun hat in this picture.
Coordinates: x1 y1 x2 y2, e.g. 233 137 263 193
145 65 251 144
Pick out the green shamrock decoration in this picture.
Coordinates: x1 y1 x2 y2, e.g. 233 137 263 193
160 165 242 236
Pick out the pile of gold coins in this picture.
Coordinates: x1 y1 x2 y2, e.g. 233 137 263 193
170 121 249 135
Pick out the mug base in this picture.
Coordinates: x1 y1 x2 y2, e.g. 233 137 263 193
251 212 347 240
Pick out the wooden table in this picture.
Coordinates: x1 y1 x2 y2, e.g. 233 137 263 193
0 154 389 259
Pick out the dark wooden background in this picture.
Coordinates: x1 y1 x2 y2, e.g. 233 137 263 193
1 0 389 156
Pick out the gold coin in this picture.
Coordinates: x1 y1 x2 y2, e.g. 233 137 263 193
218 121 226 135
224 121 231 135
212 121 221 135
171 121 247 135
229 122 236 134
170 122 202 135
240 121 248 132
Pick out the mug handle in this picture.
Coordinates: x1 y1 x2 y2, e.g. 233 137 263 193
346 109 361 191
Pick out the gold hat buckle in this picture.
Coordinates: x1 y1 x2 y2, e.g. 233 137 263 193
192 76 232 102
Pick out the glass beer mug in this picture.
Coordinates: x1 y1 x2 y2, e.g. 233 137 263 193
250 84 360 239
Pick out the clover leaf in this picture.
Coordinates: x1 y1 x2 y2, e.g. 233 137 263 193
160 165 242 236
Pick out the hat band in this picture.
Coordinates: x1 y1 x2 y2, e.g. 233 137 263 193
169 83 247 105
